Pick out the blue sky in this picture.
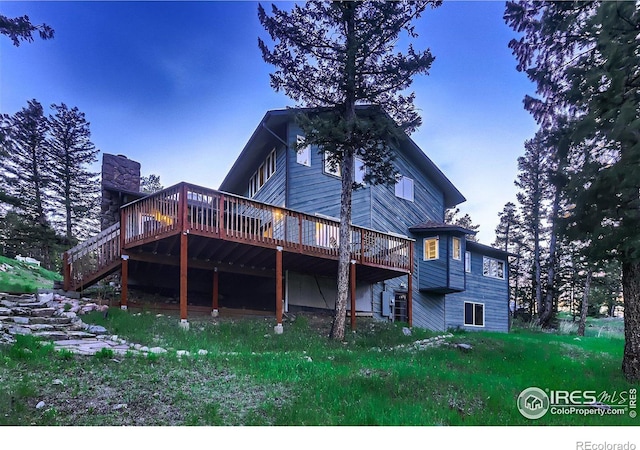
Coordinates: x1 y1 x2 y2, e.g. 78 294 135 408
0 1 538 243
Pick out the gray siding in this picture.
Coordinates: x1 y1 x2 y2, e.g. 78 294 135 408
250 146 287 207
418 234 448 291
371 149 445 235
444 250 509 332
286 124 372 227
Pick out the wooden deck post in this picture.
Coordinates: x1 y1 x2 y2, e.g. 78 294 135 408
63 252 70 291
120 253 129 310
179 231 189 328
407 243 413 327
275 246 283 334
179 183 189 329
350 259 356 331
212 268 219 317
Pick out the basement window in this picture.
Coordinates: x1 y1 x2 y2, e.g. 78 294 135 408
464 301 485 327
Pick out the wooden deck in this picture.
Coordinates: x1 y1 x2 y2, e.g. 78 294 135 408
63 182 414 327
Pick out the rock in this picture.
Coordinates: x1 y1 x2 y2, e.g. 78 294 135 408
35 401 45 409
0 307 12 316
31 307 55 317
86 325 108 334
455 343 473 352
38 292 54 303
402 327 412 336
13 316 29 325
176 350 190 357
52 379 64 385
61 311 77 319
197 349 208 356
112 403 128 410
148 347 166 354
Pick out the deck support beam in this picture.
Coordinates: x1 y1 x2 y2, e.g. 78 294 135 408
274 246 283 334
179 231 188 326
408 243 414 327
212 268 219 317
120 253 129 310
350 260 356 331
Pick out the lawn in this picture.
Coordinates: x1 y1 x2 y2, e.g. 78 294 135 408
0 307 636 426
0 255 62 293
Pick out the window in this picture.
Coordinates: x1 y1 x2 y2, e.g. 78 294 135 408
465 251 471 273
248 149 277 197
395 176 414 201
483 256 505 280
323 151 341 177
423 237 439 260
354 157 366 185
464 301 485 327
452 237 461 260
296 135 310 167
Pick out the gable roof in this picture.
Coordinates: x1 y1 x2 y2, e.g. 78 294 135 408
219 107 465 207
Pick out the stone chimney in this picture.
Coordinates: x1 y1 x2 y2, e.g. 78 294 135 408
100 154 141 230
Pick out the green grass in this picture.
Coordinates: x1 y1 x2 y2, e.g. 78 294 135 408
0 255 62 293
0 309 637 426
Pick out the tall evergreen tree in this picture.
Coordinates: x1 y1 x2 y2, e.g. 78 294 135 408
1 99 58 267
515 133 551 319
48 103 100 243
1 100 52 227
505 0 640 380
258 1 440 339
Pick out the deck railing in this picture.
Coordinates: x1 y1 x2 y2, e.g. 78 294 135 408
63 222 121 291
121 182 412 272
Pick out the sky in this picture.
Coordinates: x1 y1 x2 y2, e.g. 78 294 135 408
0 0 539 244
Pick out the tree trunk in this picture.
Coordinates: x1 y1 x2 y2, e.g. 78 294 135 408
622 260 640 382
329 2 357 340
577 269 592 337
539 185 561 327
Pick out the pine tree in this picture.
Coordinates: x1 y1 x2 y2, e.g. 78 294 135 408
0 99 57 267
514 133 551 320
258 1 440 339
140 174 164 194
48 103 100 243
445 207 480 242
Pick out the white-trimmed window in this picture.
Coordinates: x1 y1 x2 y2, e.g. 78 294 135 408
452 237 461 260
423 237 439 260
465 251 471 273
464 301 484 327
296 135 310 167
395 176 414 202
323 151 341 177
482 256 505 280
354 157 366 185
248 149 277 197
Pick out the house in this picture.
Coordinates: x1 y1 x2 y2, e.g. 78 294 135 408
218 108 510 332
62 108 510 333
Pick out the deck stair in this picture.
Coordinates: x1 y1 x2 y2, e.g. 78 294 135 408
63 222 121 291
